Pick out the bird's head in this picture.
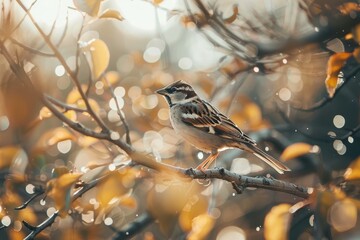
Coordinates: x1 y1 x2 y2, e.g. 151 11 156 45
156 80 198 105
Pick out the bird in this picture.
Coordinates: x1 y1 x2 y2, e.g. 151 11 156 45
156 80 291 174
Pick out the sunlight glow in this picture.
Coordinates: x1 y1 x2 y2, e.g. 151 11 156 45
117 0 176 32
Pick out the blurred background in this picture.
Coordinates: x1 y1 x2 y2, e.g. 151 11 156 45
0 0 360 239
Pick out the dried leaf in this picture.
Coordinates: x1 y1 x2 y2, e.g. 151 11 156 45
224 5 238 24
325 52 352 98
344 157 360 180
73 0 103 16
81 39 110 80
47 172 83 217
99 9 124 20
0 146 21 170
280 143 313 161
264 204 291 240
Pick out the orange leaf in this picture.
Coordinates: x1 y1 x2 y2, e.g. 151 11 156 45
280 143 313 161
119 195 137 208
344 157 360 180
353 47 360 63
264 204 291 240
338 3 360 15
99 9 124 21
97 172 127 209
47 172 83 217
0 146 21 170
325 52 352 98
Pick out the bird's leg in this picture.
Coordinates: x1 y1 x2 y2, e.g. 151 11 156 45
196 152 219 171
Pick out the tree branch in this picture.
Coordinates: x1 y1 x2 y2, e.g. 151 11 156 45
182 167 311 198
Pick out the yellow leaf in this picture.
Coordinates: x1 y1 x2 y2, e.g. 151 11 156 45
64 110 77 122
325 52 352 98
264 204 291 240
82 39 110 80
77 98 100 114
344 157 360 180
47 172 83 217
99 9 124 21
39 106 52 120
32 127 75 155
73 0 103 16
51 166 70 178
280 143 313 161
224 5 238 24
179 195 208 232
97 172 127 209
119 195 137 208
78 136 99 147
66 85 89 106
101 71 120 87
0 146 21 170
187 214 215 240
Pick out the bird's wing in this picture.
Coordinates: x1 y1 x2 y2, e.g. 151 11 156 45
180 100 256 145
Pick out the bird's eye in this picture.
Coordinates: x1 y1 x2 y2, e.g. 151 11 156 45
167 87 175 93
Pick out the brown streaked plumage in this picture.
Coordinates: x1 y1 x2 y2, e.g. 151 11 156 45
156 80 291 174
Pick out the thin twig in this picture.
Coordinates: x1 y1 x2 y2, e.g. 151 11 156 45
46 95 87 113
23 211 59 240
103 74 131 145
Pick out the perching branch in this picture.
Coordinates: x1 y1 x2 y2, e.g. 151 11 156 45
182 168 311 199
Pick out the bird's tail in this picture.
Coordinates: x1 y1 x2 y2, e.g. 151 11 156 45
245 144 291 174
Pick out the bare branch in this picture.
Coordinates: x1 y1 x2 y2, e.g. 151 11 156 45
23 211 59 240
46 95 87 113
182 168 311 199
103 74 132 145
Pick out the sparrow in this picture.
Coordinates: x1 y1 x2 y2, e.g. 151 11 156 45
156 80 291 174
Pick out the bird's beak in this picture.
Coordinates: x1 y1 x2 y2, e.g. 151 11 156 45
155 88 167 96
